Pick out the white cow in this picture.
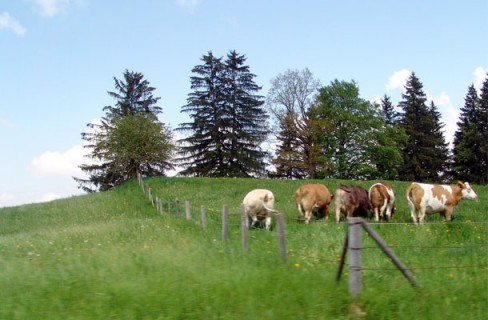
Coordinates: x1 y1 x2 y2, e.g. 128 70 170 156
406 181 477 224
242 189 278 230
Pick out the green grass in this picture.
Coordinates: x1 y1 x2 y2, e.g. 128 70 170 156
0 177 487 319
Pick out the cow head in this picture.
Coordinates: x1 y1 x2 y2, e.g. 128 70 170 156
458 181 477 200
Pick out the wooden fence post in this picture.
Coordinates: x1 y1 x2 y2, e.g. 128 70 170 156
158 198 163 215
348 217 362 297
185 201 191 220
175 199 180 217
276 213 288 263
200 205 207 230
147 187 154 206
222 205 229 241
240 204 248 251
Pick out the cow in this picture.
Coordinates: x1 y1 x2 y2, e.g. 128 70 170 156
294 183 332 224
334 184 370 222
406 181 477 224
242 189 278 230
368 182 396 222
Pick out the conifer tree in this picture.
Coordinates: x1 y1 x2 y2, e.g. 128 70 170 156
176 51 268 177
479 75 488 183
75 70 174 192
222 50 268 176
398 72 448 182
453 76 488 183
380 94 400 125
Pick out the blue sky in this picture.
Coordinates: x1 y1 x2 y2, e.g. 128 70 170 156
1 0 487 207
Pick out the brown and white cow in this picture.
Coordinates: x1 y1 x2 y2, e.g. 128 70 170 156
369 182 396 222
242 189 278 230
406 181 477 224
294 183 332 223
334 184 370 222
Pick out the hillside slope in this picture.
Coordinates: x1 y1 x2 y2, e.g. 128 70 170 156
1 178 487 319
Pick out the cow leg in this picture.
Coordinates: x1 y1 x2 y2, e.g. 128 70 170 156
264 216 272 230
407 201 418 224
418 209 426 224
379 199 388 220
444 207 453 221
385 206 392 220
324 204 330 220
297 204 305 217
373 207 379 222
250 215 259 228
305 210 312 224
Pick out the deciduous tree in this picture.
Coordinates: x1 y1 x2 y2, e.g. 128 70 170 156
75 70 174 192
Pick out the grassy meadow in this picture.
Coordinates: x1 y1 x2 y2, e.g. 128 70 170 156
0 177 487 319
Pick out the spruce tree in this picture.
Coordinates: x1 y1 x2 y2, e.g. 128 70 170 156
453 85 479 181
380 94 400 125
176 52 225 176
222 50 268 176
398 72 448 182
454 75 488 183
75 70 174 192
176 51 268 177
479 75 488 183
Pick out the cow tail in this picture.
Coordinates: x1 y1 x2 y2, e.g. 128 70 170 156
262 203 279 215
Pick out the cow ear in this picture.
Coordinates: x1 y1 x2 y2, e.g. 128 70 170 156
456 181 465 188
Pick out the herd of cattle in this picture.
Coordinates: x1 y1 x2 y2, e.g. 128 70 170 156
241 181 478 230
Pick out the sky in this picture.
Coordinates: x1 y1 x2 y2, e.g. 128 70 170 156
1 0 487 208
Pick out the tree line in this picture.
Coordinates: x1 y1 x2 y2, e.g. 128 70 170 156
75 50 488 192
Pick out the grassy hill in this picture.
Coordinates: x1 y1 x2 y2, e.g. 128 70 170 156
1 177 487 319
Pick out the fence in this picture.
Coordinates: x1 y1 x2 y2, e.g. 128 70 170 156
137 175 488 298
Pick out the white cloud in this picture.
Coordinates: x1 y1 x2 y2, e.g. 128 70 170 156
0 192 16 204
33 0 87 18
175 0 202 13
386 69 411 91
473 66 487 92
0 12 26 36
29 145 89 178
39 192 62 203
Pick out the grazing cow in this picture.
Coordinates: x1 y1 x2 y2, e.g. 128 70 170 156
334 184 370 222
406 181 477 224
369 182 396 222
294 184 332 223
242 189 278 230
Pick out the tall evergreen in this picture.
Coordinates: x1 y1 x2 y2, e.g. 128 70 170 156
452 85 479 181
75 70 174 192
479 75 488 183
454 76 488 183
380 94 401 125
222 50 268 176
398 72 448 182
176 51 268 177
